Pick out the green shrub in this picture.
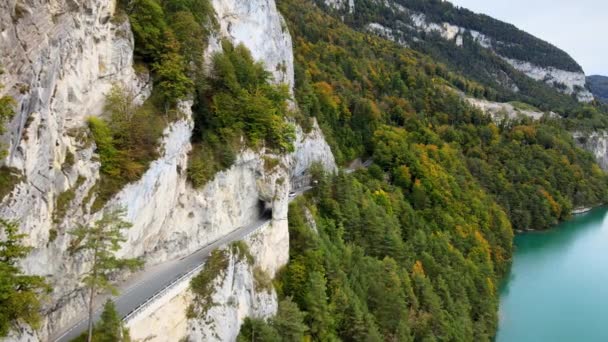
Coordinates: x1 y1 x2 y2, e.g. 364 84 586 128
190 249 230 315
253 267 273 293
0 73 16 157
0 167 23 202
231 241 254 265
126 0 167 61
86 86 165 212
62 151 76 171
188 41 295 188
53 176 85 224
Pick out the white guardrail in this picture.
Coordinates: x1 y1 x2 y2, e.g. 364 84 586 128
122 262 205 323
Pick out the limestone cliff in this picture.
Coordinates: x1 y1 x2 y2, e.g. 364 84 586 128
0 0 335 340
573 131 608 171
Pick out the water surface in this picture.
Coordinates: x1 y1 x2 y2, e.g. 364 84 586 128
497 207 608 342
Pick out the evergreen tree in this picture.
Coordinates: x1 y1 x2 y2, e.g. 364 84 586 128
270 297 308 341
304 271 335 340
0 220 49 337
96 300 130 342
71 300 131 342
237 318 280 342
70 208 142 342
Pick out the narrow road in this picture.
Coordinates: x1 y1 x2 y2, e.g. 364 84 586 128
51 187 310 342
51 160 369 342
52 216 273 342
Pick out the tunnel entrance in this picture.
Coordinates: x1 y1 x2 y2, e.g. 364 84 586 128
258 199 272 219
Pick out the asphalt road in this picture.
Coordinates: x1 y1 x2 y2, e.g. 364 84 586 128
52 216 275 342
50 154 363 342
52 187 311 342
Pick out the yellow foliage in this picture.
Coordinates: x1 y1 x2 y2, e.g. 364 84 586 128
539 189 561 216
412 260 425 276
474 231 490 254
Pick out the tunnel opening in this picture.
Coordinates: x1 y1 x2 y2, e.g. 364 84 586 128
258 199 272 220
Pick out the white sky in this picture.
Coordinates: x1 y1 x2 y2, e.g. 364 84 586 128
448 0 608 76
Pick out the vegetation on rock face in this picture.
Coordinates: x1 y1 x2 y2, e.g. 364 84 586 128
54 176 86 225
187 41 295 187
0 75 22 201
0 86 14 144
84 0 216 206
0 166 23 202
118 0 296 189
0 220 50 337
121 0 214 106
189 243 257 317
87 86 165 212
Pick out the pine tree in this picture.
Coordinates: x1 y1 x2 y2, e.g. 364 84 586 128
96 300 130 342
0 220 49 337
70 208 142 342
271 297 308 342
304 271 335 340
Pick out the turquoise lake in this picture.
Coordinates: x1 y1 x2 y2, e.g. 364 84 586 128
496 207 608 342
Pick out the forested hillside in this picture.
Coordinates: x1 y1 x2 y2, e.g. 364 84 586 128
236 0 608 340
587 75 608 104
315 0 600 113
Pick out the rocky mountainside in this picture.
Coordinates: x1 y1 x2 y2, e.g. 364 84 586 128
587 75 608 104
0 0 335 340
1 0 608 341
320 0 595 106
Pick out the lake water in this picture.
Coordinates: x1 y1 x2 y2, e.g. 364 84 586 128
496 207 608 342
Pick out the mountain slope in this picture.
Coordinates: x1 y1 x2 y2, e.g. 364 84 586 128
318 0 595 107
587 75 608 104
237 0 608 340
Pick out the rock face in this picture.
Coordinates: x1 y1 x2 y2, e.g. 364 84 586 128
0 0 335 340
0 0 148 338
210 0 295 89
324 0 355 13
186 223 282 342
573 131 608 171
466 97 558 122
504 58 594 103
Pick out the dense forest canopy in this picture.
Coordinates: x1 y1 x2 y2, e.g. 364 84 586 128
230 0 608 340
278 0 607 229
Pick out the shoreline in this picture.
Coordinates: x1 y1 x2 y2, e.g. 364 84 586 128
571 207 594 215
513 205 603 233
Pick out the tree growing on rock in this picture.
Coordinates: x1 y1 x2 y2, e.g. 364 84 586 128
70 208 142 342
0 69 15 158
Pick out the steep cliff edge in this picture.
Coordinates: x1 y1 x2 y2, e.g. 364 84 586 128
0 0 335 340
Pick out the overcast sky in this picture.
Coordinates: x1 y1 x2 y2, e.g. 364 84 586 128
448 0 608 76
